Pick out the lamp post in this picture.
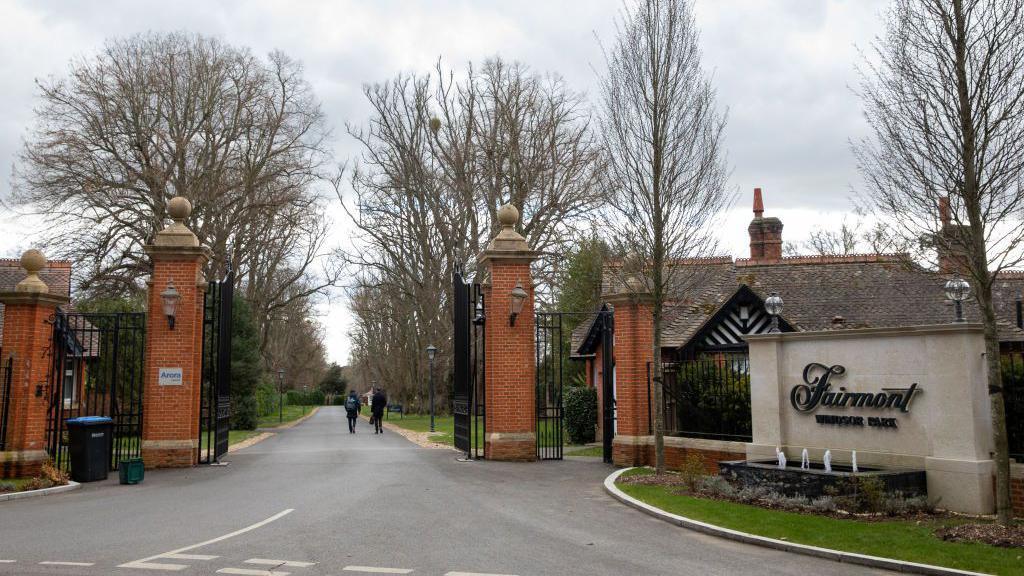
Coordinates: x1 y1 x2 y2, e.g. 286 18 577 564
765 292 784 333
944 275 971 323
277 368 285 423
426 345 437 433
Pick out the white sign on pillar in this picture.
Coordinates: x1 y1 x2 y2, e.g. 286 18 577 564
158 367 183 386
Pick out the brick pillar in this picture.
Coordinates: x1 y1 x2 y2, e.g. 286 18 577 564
606 281 654 467
479 204 539 461
141 197 210 469
0 250 69 478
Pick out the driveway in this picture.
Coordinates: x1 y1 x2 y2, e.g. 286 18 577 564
0 406 887 575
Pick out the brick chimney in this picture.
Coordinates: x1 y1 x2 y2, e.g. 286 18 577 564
748 188 783 261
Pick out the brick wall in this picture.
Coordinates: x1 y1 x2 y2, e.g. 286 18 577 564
141 253 206 468
0 294 67 478
607 294 653 467
482 260 536 461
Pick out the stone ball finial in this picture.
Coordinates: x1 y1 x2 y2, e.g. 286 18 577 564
497 204 519 228
167 196 192 221
21 249 46 274
15 248 49 293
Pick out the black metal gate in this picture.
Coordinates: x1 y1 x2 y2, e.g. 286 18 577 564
199 269 234 464
536 313 566 460
46 312 146 470
536 311 614 461
452 265 485 459
0 353 12 451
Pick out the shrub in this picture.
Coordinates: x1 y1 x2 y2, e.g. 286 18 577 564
563 386 597 444
0 481 16 493
698 475 735 497
679 452 707 491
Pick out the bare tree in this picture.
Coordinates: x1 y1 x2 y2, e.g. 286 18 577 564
341 57 603 409
805 219 863 255
9 32 338 359
855 0 1024 524
600 0 731 473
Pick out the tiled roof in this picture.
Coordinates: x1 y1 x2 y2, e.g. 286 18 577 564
0 259 73 345
573 254 1024 354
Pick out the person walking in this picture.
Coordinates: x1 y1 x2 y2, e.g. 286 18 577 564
371 387 387 434
344 390 361 433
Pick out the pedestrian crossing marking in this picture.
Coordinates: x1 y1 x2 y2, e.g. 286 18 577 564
217 569 290 576
245 558 317 567
343 567 414 574
165 553 219 560
118 562 189 571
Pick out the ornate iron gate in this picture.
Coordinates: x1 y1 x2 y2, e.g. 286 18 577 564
536 311 614 461
536 313 565 460
46 312 146 470
199 269 234 464
452 265 485 459
0 354 11 451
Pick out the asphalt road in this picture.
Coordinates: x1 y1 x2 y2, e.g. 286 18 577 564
0 406 887 576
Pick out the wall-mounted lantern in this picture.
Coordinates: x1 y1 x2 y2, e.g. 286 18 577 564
509 280 528 326
160 281 181 330
765 291 784 333
944 275 971 323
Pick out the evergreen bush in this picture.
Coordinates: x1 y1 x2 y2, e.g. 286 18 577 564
564 386 597 444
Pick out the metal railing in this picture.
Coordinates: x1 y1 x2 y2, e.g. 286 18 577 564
659 350 753 442
1000 342 1024 461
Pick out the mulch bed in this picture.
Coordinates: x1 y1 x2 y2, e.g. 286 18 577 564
935 523 1024 548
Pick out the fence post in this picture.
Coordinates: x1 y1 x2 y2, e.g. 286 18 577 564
605 278 654 467
0 250 69 478
478 204 539 461
141 197 211 469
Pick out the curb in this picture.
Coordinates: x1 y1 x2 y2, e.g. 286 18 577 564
228 431 276 452
604 468 989 576
0 481 81 503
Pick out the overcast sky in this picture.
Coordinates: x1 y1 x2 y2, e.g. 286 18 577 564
0 0 890 363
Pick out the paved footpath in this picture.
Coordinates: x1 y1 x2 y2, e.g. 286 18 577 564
0 407 887 575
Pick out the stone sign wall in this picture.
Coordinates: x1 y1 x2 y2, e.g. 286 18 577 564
746 324 994 514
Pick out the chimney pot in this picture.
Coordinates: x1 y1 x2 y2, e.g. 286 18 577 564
753 187 764 218
939 196 951 227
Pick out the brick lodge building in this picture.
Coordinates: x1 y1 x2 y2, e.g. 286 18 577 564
573 189 1024 475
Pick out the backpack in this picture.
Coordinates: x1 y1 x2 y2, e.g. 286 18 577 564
345 396 359 412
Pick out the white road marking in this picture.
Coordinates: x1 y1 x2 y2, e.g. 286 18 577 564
343 567 414 574
39 561 96 566
119 508 295 570
245 559 316 567
445 572 519 576
120 562 189 571
0 560 15 563
217 569 290 576
165 553 219 561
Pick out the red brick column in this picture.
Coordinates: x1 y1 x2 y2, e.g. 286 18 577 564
606 288 654 467
0 250 69 478
141 197 211 469
479 205 538 461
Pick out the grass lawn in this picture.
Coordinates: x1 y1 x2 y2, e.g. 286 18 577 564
380 413 457 445
257 405 315 428
565 445 603 457
618 469 1024 575
228 430 261 445
0 478 36 493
